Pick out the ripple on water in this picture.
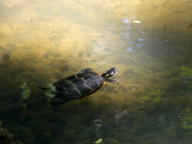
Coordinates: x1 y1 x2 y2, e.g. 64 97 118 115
126 47 133 52
123 18 131 24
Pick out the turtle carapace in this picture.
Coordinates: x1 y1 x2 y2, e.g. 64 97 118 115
40 67 117 105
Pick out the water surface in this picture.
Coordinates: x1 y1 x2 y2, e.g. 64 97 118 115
0 0 192 144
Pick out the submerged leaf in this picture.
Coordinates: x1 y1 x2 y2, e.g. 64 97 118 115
20 82 31 100
20 82 28 89
94 138 103 144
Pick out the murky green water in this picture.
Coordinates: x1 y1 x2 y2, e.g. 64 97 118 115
0 0 192 144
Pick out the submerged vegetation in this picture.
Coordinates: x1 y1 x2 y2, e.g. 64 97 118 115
20 82 31 100
94 138 103 144
0 122 22 144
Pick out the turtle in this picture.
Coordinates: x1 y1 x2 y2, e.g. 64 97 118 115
40 67 117 105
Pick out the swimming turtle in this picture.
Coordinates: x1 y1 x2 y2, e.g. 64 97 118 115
40 67 117 105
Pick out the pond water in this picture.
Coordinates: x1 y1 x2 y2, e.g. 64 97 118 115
0 0 192 144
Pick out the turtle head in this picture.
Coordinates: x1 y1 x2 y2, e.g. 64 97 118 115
101 67 117 80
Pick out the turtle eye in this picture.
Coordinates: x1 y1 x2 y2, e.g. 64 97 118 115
111 70 116 75
106 74 110 77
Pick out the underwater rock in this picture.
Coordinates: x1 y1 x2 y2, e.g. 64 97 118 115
114 110 128 124
94 119 103 131
94 118 103 140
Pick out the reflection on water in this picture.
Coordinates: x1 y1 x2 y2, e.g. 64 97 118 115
0 0 192 144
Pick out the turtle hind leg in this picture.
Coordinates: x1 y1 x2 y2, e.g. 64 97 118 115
50 97 69 105
39 86 49 91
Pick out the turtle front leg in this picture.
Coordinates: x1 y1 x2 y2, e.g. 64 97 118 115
105 78 118 83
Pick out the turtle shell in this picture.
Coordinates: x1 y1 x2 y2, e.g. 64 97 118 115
51 70 104 104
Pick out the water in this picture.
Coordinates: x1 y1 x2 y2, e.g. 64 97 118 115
0 0 192 144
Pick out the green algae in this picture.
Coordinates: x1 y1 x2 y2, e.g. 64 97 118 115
20 82 31 100
181 112 192 130
180 66 192 77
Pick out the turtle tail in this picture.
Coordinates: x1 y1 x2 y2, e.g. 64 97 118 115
38 86 49 91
